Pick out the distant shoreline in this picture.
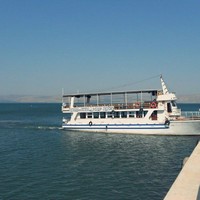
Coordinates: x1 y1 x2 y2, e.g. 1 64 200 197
0 96 200 104
0 95 61 103
0 95 200 104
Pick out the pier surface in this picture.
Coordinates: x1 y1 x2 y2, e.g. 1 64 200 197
164 142 200 200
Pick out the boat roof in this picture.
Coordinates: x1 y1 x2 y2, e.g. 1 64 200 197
62 89 159 98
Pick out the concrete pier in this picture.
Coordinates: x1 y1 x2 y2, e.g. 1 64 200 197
164 142 200 200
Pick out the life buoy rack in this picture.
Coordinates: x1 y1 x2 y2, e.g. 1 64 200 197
89 121 92 126
150 101 157 108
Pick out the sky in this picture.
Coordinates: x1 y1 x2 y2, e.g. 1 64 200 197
0 0 200 97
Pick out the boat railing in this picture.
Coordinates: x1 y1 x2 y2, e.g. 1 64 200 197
170 108 182 116
62 101 158 110
181 111 200 120
113 102 152 109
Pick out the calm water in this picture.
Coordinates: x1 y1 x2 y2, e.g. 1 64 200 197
0 103 200 200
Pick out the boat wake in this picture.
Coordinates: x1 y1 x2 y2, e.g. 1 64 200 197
37 126 61 130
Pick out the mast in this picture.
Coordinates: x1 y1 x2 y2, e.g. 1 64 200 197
160 75 169 95
157 75 177 102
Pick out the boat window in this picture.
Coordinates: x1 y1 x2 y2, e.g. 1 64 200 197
136 111 141 118
129 111 135 118
143 111 148 117
121 111 127 118
136 108 145 118
93 112 99 118
87 112 92 118
114 112 120 118
107 112 113 118
80 113 86 119
100 112 106 118
151 111 157 120
171 101 177 107
167 103 172 113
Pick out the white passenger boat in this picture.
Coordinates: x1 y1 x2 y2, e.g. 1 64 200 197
62 77 200 135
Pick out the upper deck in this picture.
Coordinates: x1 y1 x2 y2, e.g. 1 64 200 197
62 89 159 98
62 89 164 113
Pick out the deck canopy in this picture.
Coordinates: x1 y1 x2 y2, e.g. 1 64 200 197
62 89 159 98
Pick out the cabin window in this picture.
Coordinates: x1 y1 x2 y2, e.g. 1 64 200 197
94 112 99 118
151 111 157 120
167 103 172 113
136 109 146 118
87 112 92 118
143 111 148 117
129 111 135 118
80 113 86 119
107 112 113 118
171 101 176 107
121 111 127 118
114 112 120 118
100 112 106 118
136 111 142 118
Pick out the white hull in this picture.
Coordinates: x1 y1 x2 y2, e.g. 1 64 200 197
62 120 200 135
169 120 200 135
62 123 169 135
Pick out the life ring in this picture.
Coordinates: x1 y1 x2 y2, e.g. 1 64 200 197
89 121 92 126
150 102 157 108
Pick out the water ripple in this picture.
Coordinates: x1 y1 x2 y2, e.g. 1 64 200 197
1 104 200 199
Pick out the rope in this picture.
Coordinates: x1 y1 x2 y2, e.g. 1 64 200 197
99 74 161 92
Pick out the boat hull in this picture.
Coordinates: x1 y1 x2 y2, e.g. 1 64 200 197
169 120 200 135
62 120 200 135
62 123 171 135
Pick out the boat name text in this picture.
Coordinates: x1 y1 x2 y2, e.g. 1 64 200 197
69 106 114 112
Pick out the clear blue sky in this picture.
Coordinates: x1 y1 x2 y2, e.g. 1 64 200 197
0 0 200 96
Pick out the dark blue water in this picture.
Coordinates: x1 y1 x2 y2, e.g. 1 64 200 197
0 103 200 200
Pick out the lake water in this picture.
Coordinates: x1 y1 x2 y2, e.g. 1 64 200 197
0 103 200 200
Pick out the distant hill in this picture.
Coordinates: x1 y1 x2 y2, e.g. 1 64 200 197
177 94 200 103
0 95 61 103
0 94 200 103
